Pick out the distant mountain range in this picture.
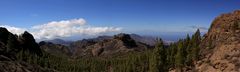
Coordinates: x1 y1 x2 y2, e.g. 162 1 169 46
41 33 176 58
44 33 174 47
44 38 73 46
40 33 155 58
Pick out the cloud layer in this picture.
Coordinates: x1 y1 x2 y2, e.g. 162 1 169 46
0 18 121 40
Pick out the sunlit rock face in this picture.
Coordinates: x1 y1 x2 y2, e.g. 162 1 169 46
196 10 240 72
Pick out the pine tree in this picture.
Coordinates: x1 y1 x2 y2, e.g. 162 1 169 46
167 43 177 67
149 38 167 72
182 34 190 65
191 29 201 61
185 34 193 65
175 40 184 72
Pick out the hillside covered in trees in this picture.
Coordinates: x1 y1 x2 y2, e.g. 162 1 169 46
0 10 240 72
0 27 201 72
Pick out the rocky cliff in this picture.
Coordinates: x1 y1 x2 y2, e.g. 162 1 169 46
196 10 240 72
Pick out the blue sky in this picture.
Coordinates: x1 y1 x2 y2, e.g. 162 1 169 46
0 0 240 40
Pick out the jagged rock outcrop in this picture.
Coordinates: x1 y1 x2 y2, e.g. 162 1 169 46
0 27 56 72
72 33 150 58
113 33 138 47
20 31 42 56
196 10 240 72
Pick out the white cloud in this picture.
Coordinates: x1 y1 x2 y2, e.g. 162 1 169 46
0 18 122 40
32 18 86 29
0 25 26 35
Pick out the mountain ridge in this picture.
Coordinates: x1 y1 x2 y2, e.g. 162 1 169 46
195 10 240 72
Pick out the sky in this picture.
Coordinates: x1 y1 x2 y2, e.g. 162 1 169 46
0 0 240 41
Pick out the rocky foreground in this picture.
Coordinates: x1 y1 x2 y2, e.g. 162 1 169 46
194 10 240 72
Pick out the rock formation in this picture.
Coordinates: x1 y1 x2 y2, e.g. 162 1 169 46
196 10 240 72
72 33 150 58
0 27 56 72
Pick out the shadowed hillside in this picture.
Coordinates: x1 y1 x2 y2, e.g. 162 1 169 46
0 27 56 72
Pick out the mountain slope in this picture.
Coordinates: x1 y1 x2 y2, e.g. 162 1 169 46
72 33 150 58
196 10 240 72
